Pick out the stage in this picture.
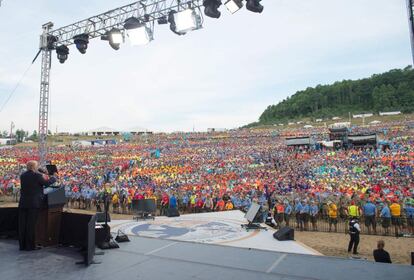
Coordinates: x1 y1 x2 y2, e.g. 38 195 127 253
1 235 413 280
109 210 318 255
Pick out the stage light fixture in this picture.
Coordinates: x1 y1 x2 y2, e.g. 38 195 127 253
110 28 123 45
124 17 153 46
203 0 222 19
168 10 184 35
172 8 202 34
73 33 89 54
56 45 69 64
225 0 243 14
157 16 168 25
246 0 263 13
100 31 120 50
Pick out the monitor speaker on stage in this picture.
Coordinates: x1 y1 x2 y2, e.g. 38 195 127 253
96 212 111 223
273 227 294 241
245 203 261 223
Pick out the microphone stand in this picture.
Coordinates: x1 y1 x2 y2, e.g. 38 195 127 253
97 192 119 249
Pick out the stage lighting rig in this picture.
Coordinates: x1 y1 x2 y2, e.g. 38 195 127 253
35 0 266 165
157 16 168 24
110 28 124 45
73 34 89 54
124 17 153 46
204 0 222 18
169 8 203 35
224 0 243 14
56 45 69 64
246 0 263 13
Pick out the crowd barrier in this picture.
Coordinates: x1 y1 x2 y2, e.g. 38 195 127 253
277 214 414 237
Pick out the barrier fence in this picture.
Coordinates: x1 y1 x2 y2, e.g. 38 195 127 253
275 214 413 238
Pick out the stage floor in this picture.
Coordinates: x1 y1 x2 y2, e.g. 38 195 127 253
109 210 318 255
1 235 413 280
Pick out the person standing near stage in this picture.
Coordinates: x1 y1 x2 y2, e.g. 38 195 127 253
310 201 319 231
294 199 303 229
274 200 285 227
284 200 293 227
347 217 361 255
390 200 402 237
347 201 360 219
363 199 377 234
328 201 338 232
373 240 392 263
18 161 57 251
380 202 392 235
404 201 414 235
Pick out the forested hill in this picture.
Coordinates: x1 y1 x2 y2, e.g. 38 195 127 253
257 66 414 125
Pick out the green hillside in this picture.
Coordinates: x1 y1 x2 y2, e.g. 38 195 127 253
257 66 414 125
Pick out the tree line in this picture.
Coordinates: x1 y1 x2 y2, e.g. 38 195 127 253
0 130 42 143
257 66 414 125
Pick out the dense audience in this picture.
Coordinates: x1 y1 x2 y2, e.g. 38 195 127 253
1 121 414 236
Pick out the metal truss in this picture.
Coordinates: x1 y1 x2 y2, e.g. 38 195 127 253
37 0 206 164
38 23 53 166
48 0 204 47
408 0 414 65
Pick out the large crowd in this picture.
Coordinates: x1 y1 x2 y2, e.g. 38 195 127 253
1 120 414 236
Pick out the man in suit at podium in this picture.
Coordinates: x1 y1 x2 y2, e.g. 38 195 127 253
18 161 57 251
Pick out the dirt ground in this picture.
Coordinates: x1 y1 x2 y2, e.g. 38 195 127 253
295 231 414 264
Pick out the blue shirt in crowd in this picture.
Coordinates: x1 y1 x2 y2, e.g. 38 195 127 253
285 204 292 215
294 202 303 213
380 206 391 218
300 204 310 214
169 196 177 208
310 205 318 216
405 205 414 218
363 202 376 216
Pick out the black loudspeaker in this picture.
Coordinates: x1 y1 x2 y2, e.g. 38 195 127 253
96 212 111 223
95 224 110 246
273 227 294 241
411 252 414 266
166 208 180 217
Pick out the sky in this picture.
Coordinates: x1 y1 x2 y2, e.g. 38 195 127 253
0 0 412 133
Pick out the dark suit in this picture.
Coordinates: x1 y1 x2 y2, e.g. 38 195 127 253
18 170 56 250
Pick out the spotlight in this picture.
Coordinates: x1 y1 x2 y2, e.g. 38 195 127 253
109 28 123 45
56 45 69 64
101 28 123 50
168 10 184 35
124 17 153 46
225 0 243 14
246 0 263 13
169 9 202 35
203 0 222 19
73 33 89 54
157 16 168 25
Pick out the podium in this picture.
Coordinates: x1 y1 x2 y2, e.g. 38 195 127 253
35 187 67 247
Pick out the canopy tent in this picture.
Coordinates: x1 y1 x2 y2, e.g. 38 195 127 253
286 137 315 146
348 134 377 146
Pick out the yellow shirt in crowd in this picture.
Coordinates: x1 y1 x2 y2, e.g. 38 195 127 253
328 204 337 218
390 203 401 216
